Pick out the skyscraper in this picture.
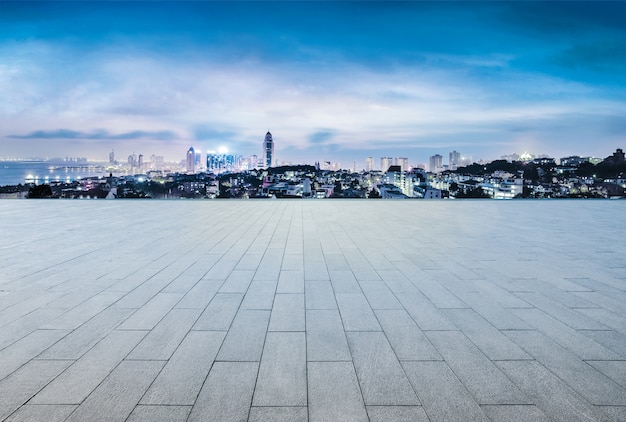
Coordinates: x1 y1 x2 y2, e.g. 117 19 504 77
264 131 274 168
449 150 461 170
186 146 196 173
365 157 374 172
429 154 443 173
395 157 409 172
381 157 393 172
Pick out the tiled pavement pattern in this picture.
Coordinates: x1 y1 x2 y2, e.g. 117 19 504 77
1 200 625 421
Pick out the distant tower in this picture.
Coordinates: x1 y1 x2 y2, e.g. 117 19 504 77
365 157 374 172
381 157 393 172
138 154 144 170
429 154 443 173
109 149 115 164
264 131 274 168
186 146 196 173
395 157 409 172
449 150 461 170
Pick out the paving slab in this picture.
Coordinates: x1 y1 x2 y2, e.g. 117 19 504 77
140 330 225 405
346 331 420 406
188 361 258 422
307 361 368 422
403 361 488 422
2 201 626 419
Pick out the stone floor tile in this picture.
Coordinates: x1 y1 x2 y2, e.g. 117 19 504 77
3 201 626 420
65 360 164 422
253 332 307 406
307 361 368 422
597 406 626 421
496 360 607 422
426 330 529 404
268 293 305 331
4 404 77 422
117 292 183 330
281 254 304 271
0 329 70 380
42 291 126 329
192 293 243 331
0 307 70 350
402 361 488 422
329 270 361 293
216 309 270 361
455 291 532 330
515 291 610 330
395 291 456 330
305 280 337 310
480 404 549 422
127 308 201 360
346 331 419 406
30 330 146 404
141 331 225 405
218 269 255 293
175 278 222 309
248 406 308 422
587 361 626 389
126 405 191 422
579 330 626 359
505 330 626 405
0 360 72 421
335 293 380 331
306 309 351 361
188 361 258 422
37 307 135 360
358 280 402 310
277 270 305 293
305 260 330 281
374 309 441 361
366 405 429 422
241 279 278 310
442 308 532 360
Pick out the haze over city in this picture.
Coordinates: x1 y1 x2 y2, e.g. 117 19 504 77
1 1 625 165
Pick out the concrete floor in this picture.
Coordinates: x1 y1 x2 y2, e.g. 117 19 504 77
1 199 625 421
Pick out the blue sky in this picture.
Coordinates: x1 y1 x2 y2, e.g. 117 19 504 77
1 1 625 166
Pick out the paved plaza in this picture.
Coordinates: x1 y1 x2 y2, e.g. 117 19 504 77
0 199 625 421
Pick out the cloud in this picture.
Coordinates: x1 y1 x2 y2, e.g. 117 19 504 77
9 129 178 141
553 40 626 73
308 130 336 144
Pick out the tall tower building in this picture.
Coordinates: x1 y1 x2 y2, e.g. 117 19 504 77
429 154 443 173
395 157 409 172
264 131 274 168
381 157 393 172
365 157 374 172
186 146 196 173
449 150 461 171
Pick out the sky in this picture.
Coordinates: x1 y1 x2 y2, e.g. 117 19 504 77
1 1 625 167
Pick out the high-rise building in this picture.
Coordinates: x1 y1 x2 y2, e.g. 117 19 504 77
381 157 393 172
207 152 239 173
449 150 461 170
109 149 115 164
429 154 443 173
395 157 409 172
138 154 144 170
365 157 374 172
264 131 274 168
186 146 196 173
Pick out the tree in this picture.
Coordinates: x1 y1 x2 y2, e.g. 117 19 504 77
27 184 53 198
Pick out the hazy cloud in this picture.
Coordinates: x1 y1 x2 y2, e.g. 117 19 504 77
9 129 178 141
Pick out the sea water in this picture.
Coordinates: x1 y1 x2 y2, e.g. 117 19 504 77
0 161 109 186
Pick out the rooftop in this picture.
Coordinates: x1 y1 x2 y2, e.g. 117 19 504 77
1 200 625 421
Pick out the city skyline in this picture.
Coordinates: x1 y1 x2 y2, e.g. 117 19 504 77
1 2 625 164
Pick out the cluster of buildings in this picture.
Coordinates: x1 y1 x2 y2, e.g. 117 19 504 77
2 129 624 199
